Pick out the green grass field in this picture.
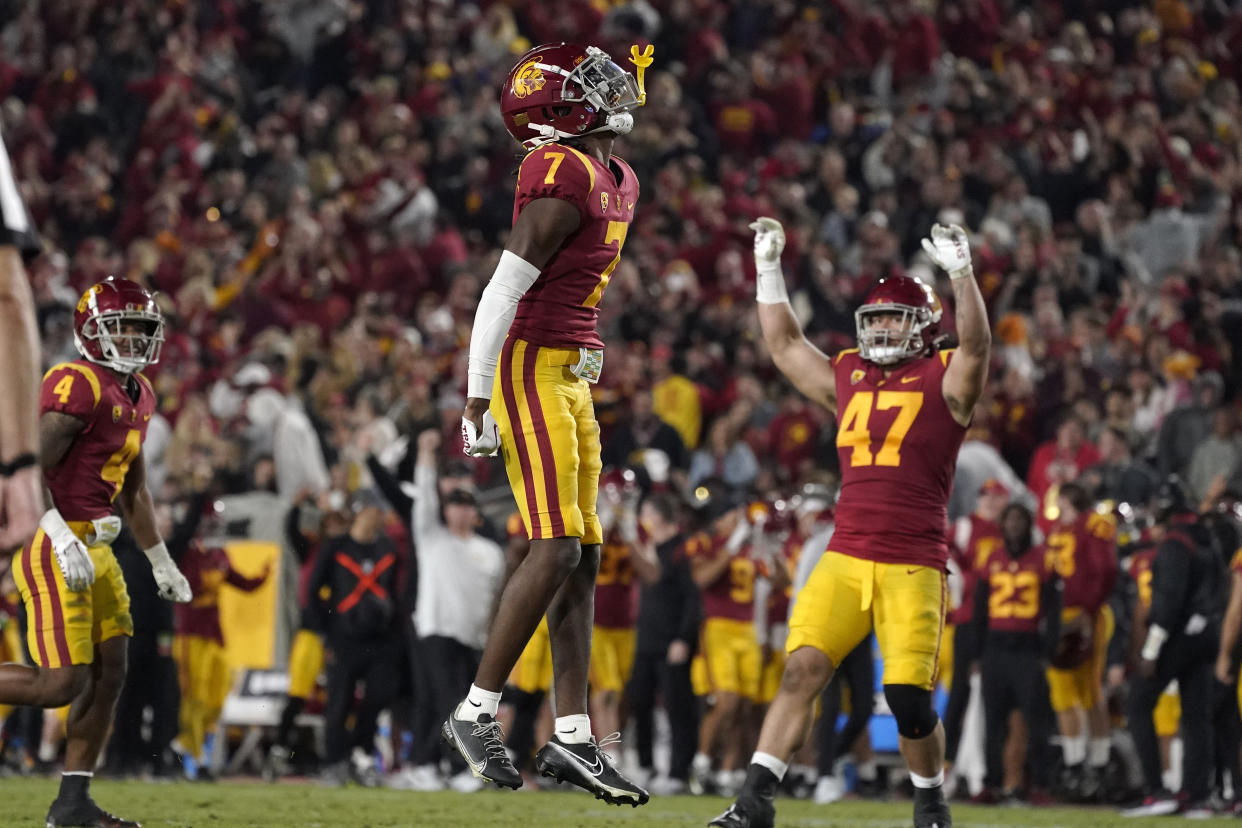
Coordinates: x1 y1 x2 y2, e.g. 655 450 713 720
0 779 1218 827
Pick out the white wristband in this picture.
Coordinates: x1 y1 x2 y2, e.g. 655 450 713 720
1141 624 1168 661
755 261 790 305
144 540 172 566
39 508 76 544
948 265 974 282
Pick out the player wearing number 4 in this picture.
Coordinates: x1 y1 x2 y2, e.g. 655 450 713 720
0 278 191 828
445 42 653 806
710 222 991 828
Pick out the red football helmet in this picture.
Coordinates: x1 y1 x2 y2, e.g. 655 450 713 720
73 277 165 374
501 43 641 149
600 466 640 504
855 275 942 365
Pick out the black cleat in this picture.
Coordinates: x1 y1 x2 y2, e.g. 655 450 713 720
534 733 649 806
442 711 522 790
707 795 775 828
913 785 953 828
46 799 140 828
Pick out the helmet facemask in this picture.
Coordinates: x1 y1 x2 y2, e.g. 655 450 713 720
522 46 641 147
855 303 929 365
76 309 165 374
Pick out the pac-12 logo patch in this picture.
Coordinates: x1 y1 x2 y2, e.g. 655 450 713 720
850 369 865 385
512 60 545 99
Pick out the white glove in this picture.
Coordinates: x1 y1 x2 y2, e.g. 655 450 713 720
40 509 94 593
145 542 192 603
920 223 974 280
461 411 500 457
749 218 791 305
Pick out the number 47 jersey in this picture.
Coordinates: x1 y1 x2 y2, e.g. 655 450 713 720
830 349 967 569
507 145 639 350
41 360 156 522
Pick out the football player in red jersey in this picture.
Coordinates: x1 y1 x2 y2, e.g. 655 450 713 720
1043 481 1118 798
710 221 990 828
0 278 191 828
445 42 653 805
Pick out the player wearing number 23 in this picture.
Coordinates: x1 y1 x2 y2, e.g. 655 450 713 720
0 277 190 828
711 220 991 828
446 42 652 806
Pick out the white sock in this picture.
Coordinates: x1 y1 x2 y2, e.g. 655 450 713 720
456 684 502 722
857 758 878 781
1063 734 1087 766
692 752 712 772
1088 737 1111 767
39 740 57 763
554 714 592 744
910 769 944 789
751 751 788 781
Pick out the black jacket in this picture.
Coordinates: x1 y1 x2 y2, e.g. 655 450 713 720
307 533 405 645
1149 516 1224 640
636 534 701 656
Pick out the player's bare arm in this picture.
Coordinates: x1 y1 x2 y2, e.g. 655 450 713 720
118 449 191 602
0 246 42 549
39 411 87 486
1217 569 1242 682
462 196 582 447
922 224 991 427
33 411 94 591
749 218 837 414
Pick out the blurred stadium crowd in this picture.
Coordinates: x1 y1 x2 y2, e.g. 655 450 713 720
3 0 1242 815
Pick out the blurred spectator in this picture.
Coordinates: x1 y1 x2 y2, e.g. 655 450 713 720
1083 426 1161 506
1186 408 1242 505
603 388 689 490
689 417 759 492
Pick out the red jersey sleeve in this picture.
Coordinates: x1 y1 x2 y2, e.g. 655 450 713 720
514 146 596 216
41 363 101 421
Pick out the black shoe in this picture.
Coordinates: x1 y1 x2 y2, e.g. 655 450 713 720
442 711 522 790
46 799 140 828
707 795 775 828
534 734 649 806
913 786 952 828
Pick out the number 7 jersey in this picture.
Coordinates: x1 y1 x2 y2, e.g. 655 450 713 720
507 145 639 350
831 348 967 568
41 360 156 522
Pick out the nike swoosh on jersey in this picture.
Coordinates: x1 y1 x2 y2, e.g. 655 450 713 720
900 376 921 384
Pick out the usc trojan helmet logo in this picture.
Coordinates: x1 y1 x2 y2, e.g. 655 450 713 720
512 60 545 99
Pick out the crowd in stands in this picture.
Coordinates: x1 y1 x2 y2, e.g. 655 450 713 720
3 0 1242 812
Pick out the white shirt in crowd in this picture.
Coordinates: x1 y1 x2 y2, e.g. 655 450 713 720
411 463 505 650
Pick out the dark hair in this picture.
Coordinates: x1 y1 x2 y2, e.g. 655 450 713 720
643 491 681 525
1059 481 1092 513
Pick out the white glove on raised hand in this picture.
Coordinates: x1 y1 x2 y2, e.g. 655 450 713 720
145 542 192 603
461 411 500 457
920 223 974 280
748 217 790 303
377 435 410 470
40 509 95 593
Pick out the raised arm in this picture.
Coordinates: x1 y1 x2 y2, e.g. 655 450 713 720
750 218 837 415
462 197 581 455
922 223 991 427
412 429 443 541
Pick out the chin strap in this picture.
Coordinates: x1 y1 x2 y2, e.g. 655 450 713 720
629 45 654 106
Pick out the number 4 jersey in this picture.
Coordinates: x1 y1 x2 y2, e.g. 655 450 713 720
507 145 639 350
41 360 156 522
831 348 967 568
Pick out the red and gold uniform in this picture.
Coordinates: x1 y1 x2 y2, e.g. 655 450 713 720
174 543 267 758
13 360 155 668
687 532 764 699
492 146 640 545
941 515 1003 686
1044 511 1118 712
983 547 1057 633
789 349 965 689
759 533 800 703
591 533 638 694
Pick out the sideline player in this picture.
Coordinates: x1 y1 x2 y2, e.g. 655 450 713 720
0 278 191 827
710 220 990 828
0 124 44 551
444 42 653 806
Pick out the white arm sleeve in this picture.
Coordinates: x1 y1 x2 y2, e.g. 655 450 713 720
467 251 541 400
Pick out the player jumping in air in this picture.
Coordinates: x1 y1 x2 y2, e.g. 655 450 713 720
444 42 653 806
710 220 991 828
0 278 191 828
